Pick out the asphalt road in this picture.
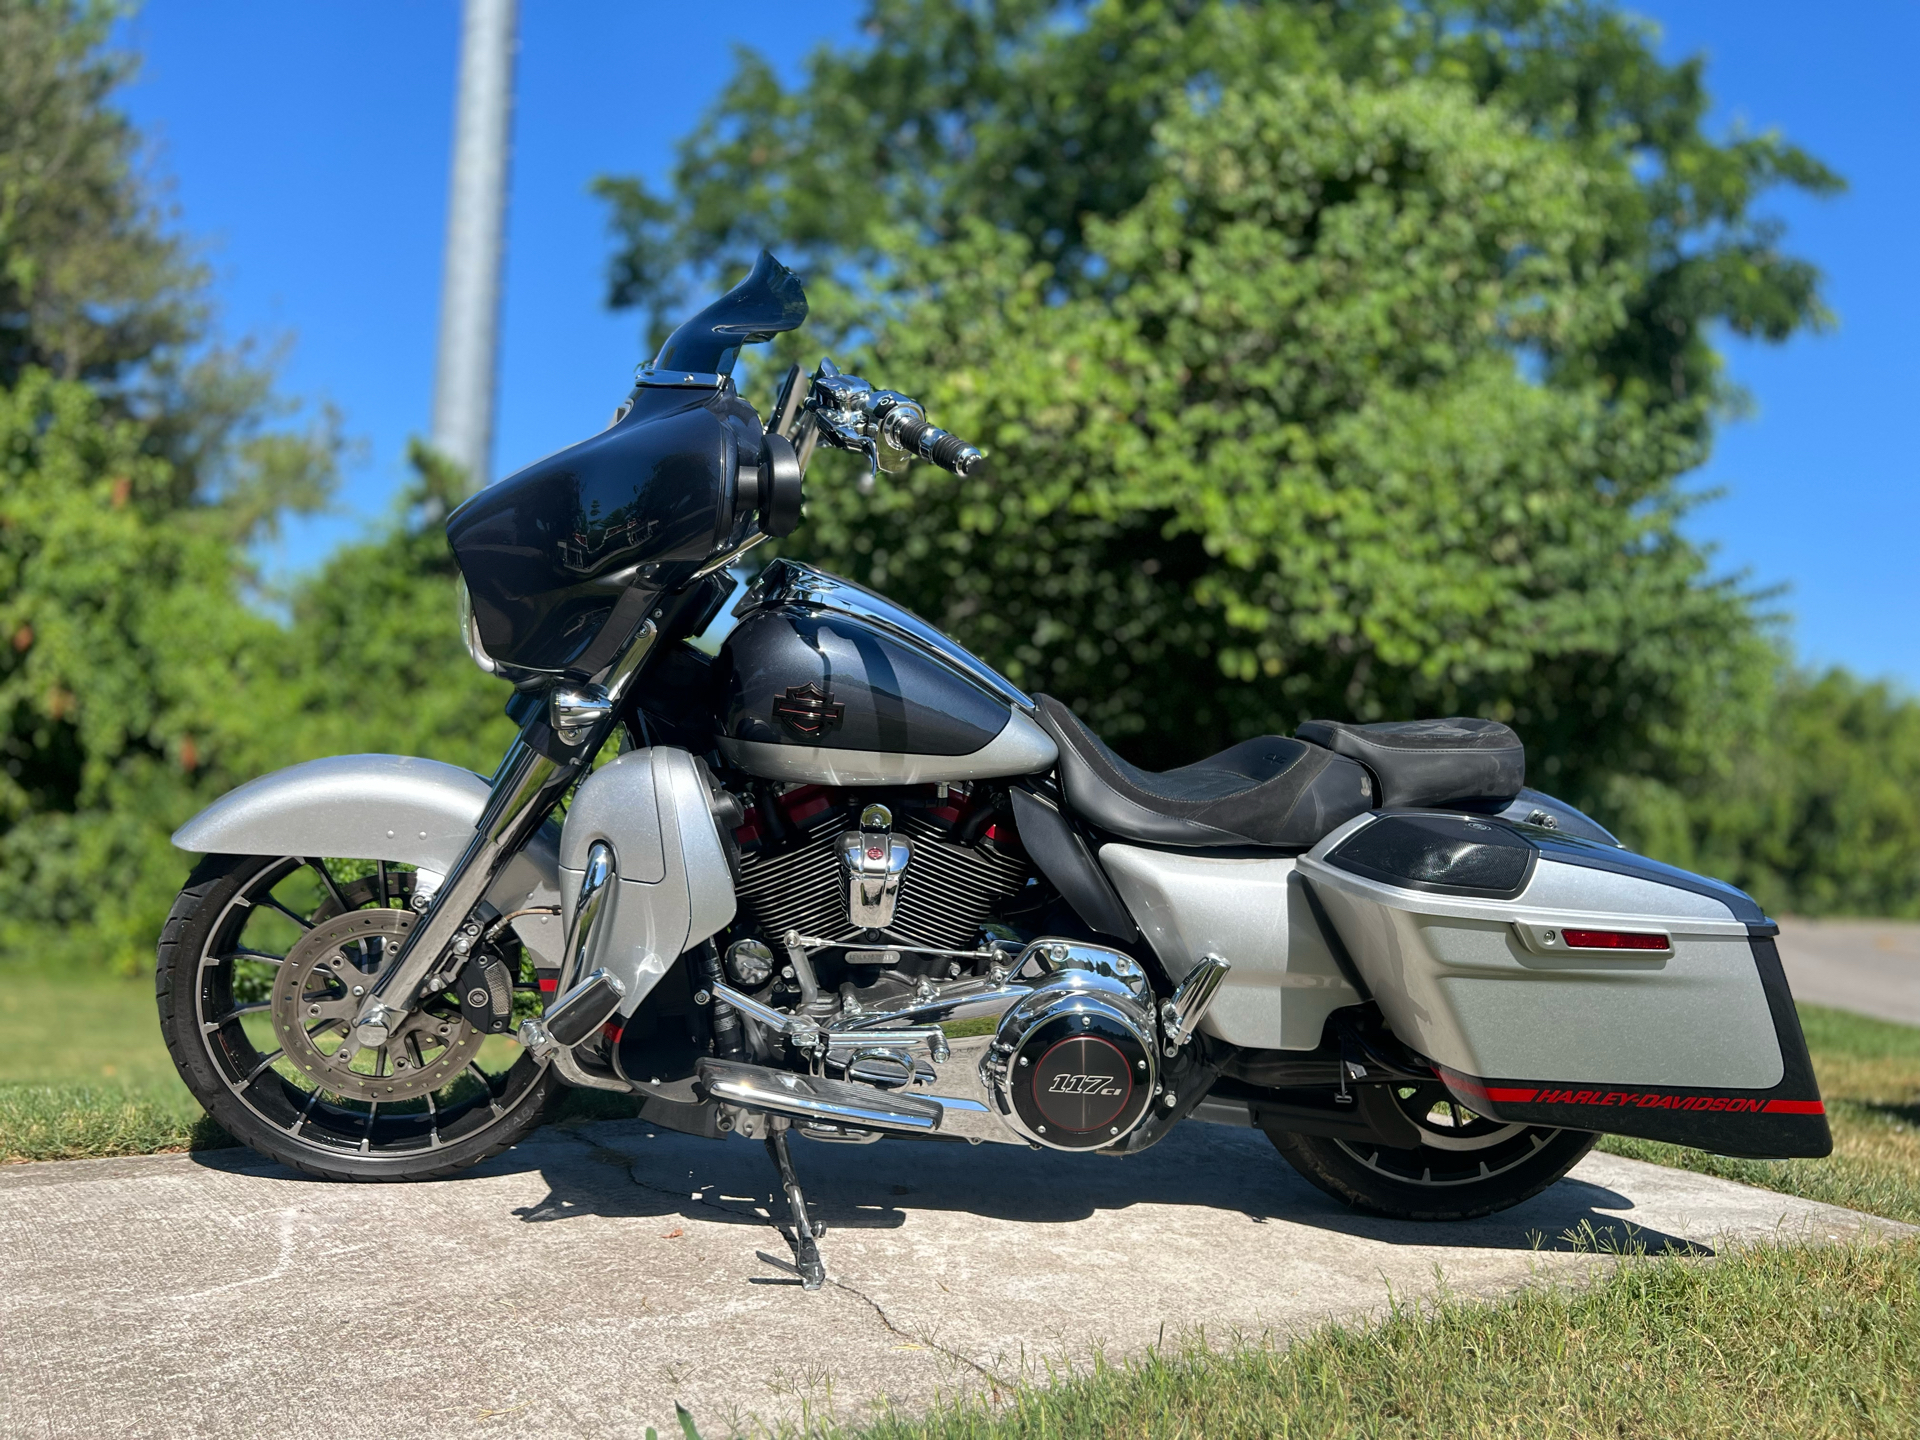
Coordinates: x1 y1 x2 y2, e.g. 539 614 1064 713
0 1119 1899 1440
1777 917 1920 1028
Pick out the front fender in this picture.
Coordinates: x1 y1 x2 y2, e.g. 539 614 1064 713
170 754 563 967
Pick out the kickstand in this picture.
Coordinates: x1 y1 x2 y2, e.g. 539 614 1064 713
756 1118 827 1291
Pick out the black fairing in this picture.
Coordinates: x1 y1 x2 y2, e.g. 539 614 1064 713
717 608 1011 756
446 386 767 675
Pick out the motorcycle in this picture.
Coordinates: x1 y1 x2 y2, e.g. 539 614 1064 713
159 253 1829 1289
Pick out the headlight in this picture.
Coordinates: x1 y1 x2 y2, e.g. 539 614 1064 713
456 578 498 674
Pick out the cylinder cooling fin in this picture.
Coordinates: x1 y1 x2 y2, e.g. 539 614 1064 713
730 783 1029 953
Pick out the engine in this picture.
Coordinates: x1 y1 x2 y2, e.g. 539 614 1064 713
689 779 1213 1155
728 781 1032 964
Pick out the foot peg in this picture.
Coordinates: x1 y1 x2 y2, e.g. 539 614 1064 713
517 968 625 1059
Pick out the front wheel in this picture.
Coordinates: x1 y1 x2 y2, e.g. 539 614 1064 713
1267 1081 1596 1221
157 852 563 1181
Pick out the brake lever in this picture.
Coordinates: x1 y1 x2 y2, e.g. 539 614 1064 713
801 358 985 482
803 361 884 479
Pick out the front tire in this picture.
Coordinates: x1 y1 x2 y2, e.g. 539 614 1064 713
157 852 563 1181
1268 1081 1596 1221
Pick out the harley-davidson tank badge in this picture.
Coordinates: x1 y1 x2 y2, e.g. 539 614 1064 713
773 682 845 740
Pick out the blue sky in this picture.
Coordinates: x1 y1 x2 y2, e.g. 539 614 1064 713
116 2 1916 687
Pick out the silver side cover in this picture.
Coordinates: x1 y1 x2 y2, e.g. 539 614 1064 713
1097 845 1363 1050
556 747 737 1017
716 706 1057 785
168 752 562 968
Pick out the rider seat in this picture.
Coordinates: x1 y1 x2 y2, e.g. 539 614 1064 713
1294 718 1525 810
1032 698 1530 851
1031 696 1375 849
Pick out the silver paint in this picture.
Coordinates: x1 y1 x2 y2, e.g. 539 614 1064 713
716 705 1057 785
171 754 490 871
1296 844 1782 1090
167 752 563 969
1097 845 1364 1050
555 747 738 1018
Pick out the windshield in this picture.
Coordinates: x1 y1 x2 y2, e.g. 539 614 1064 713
650 250 809 376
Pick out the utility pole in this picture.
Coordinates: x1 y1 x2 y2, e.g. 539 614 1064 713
431 0 517 493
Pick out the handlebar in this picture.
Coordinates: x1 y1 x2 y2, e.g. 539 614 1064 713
880 408 986 476
793 359 986 477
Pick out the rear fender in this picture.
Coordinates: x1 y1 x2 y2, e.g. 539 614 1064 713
169 753 563 967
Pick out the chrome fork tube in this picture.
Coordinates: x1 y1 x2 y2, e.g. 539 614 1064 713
349 737 574 1050
347 618 658 1052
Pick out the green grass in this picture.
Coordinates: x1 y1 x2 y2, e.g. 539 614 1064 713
0 965 230 1162
1598 1003 1920 1224
846 1237 1920 1439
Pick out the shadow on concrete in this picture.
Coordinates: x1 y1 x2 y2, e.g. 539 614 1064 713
490 1119 1710 1258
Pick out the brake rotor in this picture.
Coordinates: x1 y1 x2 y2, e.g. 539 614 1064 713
270 907 484 1102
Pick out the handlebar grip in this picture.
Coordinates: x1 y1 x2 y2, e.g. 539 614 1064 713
893 413 986 476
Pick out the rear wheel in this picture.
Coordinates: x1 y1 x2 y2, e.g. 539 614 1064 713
1267 1081 1595 1221
157 852 562 1181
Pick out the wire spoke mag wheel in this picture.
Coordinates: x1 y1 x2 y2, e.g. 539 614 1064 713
157 852 563 1181
1267 1081 1597 1221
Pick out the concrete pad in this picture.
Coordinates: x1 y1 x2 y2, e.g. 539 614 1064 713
0 1121 1900 1439
1777 917 1920 1027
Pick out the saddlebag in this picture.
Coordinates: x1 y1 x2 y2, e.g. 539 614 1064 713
1296 811 1831 1159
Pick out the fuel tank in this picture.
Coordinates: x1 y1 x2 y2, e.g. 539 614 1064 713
713 561 1058 785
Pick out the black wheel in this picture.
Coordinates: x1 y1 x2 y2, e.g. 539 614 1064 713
1267 1081 1596 1221
157 852 563 1181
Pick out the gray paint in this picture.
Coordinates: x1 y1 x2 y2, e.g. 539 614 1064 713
556 747 737 1017
715 706 1057 785
169 752 563 968
1098 845 1363 1050
1297 846 1782 1089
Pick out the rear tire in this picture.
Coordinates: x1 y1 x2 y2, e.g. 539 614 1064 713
1267 1081 1596 1221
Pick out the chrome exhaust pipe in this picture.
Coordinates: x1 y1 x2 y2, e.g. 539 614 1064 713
696 1057 944 1135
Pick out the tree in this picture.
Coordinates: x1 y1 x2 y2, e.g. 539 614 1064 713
269 442 515 779
1646 670 1920 919
596 0 1837 830
0 0 336 969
